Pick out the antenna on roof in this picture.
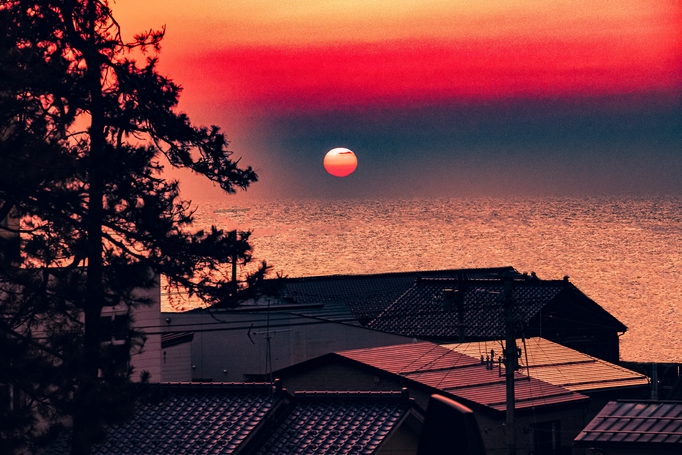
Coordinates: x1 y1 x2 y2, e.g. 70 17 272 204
265 297 273 385
251 298 291 387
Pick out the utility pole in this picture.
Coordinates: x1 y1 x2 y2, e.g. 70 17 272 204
503 275 517 455
456 271 466 342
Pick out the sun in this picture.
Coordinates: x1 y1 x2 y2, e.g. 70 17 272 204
323 148 358 177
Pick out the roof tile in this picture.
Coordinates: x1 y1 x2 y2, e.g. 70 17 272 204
368 277 565 338
253 392 411 455
338 342 588 412
45 384 417 455
575 401 682 447
443 337 649 392
44 383 279 455
282 268 518 320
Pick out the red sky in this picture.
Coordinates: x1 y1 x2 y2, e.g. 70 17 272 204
114 0 682 200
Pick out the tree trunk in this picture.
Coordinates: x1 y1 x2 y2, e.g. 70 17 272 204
71 2 106 453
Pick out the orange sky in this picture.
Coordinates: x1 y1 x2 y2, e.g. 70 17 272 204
116 0 680 47
113 0 682 200
115 0 681 109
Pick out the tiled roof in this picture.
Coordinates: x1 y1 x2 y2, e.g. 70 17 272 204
367 277 567 338
45 384 419 455
282 267 518 321
45 383 280 455
251 391 413 455
337 342 589 412
444 337 649 393
575 400 682 447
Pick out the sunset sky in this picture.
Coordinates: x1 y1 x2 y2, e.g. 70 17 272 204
114 0 682 201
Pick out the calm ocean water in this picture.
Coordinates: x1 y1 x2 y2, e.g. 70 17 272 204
185 196 682 363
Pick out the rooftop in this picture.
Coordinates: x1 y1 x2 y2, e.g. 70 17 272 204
444 337 649 393
44 383 419 455
251 390 415 455
45 383 279 455
367 276 626 339
575 400 682 447
337 342 589 412
281 267 519 321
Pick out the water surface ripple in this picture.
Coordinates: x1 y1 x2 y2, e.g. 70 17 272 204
190 196 682 363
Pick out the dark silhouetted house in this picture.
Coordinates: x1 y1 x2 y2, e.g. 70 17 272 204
368 275 626 363
574 400 682 454
160 268 517 382
281 267 519 324
271 342 591 455
160 267 627 382
44 382 425 455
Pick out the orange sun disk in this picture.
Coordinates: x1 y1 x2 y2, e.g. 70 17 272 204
324 148 358 177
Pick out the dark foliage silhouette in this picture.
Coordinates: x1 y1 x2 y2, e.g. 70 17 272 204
0 1 270 453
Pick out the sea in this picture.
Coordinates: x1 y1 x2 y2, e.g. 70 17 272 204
178 195 682 364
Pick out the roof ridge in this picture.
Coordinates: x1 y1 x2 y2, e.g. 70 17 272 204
154 382 276 392
488 390 589 407
553 376 650 388
400 361 485 376
416 277 566 285
294 390 410 400
525 359 598 368
279 266 518 282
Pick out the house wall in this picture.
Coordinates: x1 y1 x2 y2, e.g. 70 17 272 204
102 277 162 382
161 342 192 382
378 417 421 455
161 310 414 382
475 406 589 455
583 387 649 426
2 269 162 383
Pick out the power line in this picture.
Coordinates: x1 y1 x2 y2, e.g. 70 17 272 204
133 297 629 338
